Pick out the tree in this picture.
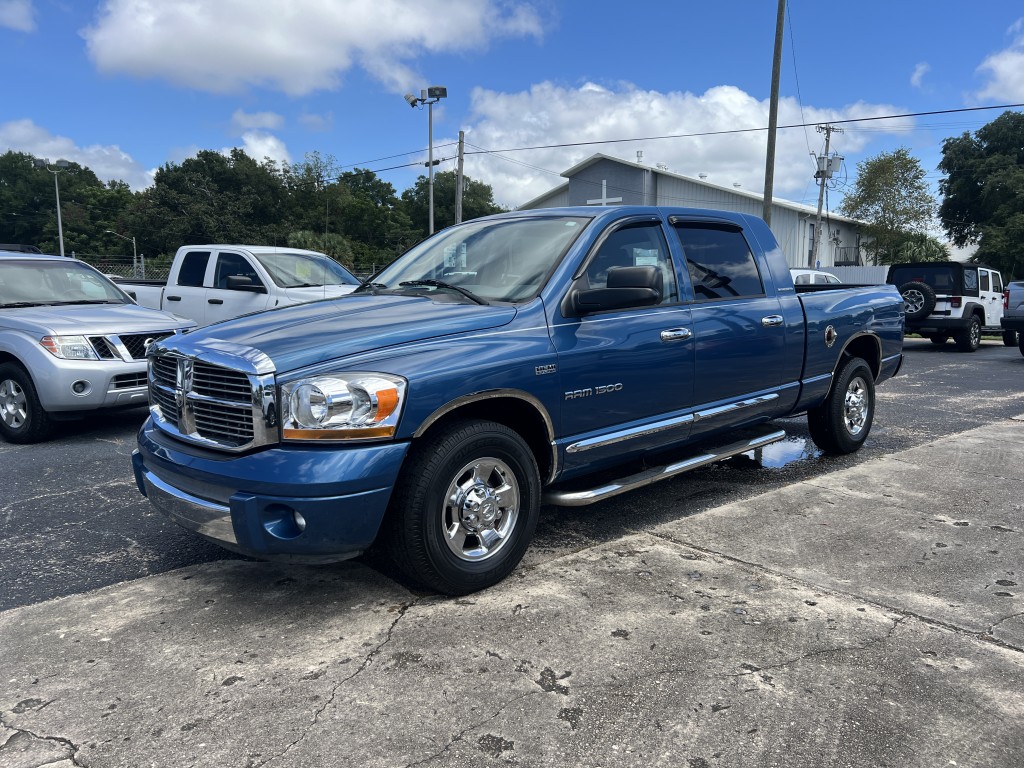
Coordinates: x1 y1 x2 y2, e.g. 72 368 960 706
400 170 505 239
838 148 940 265
939 110 1024 277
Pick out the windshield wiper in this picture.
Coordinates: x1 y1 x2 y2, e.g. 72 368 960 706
398 280 489 305
354 281 388 294
0 301 51 308
48 299 121 305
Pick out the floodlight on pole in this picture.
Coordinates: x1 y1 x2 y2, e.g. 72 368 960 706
34 158 70 257
403 86 447 234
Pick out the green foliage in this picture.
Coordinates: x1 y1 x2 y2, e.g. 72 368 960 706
0 148 505 273
893 232 949 262
939 111 1024 277
401 170 506 239
287 230 354 268
838 148 938 266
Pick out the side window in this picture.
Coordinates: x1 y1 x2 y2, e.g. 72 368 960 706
980 270 991 292
581 222 678 305
993 272 1003 293
793 273 810 285
813 274 828 284
176 251 210 287
672 223 764 300
963 270 978 292
214 252 263 290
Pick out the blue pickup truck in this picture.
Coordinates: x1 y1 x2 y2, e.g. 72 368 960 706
133 206 904 594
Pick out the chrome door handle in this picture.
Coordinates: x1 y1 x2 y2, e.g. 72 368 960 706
761 315 784 327
660 327 693 342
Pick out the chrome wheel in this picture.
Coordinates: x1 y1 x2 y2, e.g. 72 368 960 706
902 289 924 315
970 321 981 347
0 378 27 430
442 457 520 562
844 375 869 436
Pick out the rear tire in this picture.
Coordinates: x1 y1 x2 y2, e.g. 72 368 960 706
899 281 936 321
1018 332 1024 358
928 335 948 345
0 363 54 444
808 357 875 455
383 419 541 595
1002 329 1017 347
954 315 982 352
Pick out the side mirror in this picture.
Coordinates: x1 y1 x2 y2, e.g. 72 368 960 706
226 275 267 293
570 265 663 315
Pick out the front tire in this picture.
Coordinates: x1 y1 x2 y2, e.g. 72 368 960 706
954 315 982 352
383 420 541 595
807 357 875 455
0 363 53 444
928 335 948 345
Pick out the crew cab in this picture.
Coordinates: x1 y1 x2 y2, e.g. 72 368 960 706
132 206 904 594
118 245 359 326
0 252 194 443
888 261 1004 352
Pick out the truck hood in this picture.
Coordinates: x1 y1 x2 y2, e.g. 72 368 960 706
177 293 519 373
0 303 194 336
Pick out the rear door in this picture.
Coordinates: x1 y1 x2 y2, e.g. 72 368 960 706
164 249 211 322
979 268 1003 327
670 219 792 439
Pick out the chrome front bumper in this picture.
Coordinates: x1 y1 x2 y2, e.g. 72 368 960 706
140 467 238 545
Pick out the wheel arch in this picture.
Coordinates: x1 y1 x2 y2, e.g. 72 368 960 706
413 390 557 484
837 332 882 380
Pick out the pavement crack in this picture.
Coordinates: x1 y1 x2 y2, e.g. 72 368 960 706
253 599 417 768
0 713 85 767
402 690 539 768
988 611 1024 635
647 530 1024 655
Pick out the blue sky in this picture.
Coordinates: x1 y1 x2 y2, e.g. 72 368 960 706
2 0 1023 214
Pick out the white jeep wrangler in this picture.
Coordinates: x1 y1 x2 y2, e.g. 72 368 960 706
887 262 1005 352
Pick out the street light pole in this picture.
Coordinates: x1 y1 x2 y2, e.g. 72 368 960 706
105 230 138 276
403 86 447 235
34 158 70 257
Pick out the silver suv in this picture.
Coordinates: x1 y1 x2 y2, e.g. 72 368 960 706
0 252 194 443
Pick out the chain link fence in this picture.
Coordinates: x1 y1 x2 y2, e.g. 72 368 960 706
72 254 170 281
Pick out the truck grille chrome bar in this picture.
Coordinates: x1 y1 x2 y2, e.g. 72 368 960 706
148 347 277 452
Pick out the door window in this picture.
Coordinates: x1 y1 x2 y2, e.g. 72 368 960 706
580 222 678 305
176 251 210 287
672 223 764 300
214 252 263 290
993 272 1003 293
980 270 991 292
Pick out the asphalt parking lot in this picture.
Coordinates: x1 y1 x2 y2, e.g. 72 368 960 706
1 337 1023 767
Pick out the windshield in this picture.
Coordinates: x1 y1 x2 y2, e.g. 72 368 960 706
251 251 359 288
364 216 591 303
0 259 129 307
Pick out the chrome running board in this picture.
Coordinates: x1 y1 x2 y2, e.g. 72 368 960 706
543 427 787 507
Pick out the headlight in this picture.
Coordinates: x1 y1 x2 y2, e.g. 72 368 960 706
280 373 406 440
40 335 99 360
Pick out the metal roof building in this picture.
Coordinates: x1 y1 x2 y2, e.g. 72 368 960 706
517 153 866 269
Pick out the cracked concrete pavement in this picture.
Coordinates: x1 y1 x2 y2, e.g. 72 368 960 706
2 420 1023 767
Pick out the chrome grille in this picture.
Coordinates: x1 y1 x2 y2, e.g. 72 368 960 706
112 372 148 390
148 349 276 452
90 331 175 361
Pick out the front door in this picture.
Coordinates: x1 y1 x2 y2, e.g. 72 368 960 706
204 251 272 324
549 218 694 473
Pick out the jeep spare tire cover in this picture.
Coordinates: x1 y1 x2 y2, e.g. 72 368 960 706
899 281 936 321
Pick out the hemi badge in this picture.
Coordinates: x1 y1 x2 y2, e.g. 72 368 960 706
535 364 557 376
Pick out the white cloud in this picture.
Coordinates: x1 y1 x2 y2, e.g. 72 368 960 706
910 62 930 89
223 131 292 166
0 118 153 190
975 18 1024 101
231 109 285 132
81 0 544 95
0 0 34 32
457 82 912 208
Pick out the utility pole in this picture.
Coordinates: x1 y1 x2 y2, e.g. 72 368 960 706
762 0 786 226
455 130 465 224
811 124 843 267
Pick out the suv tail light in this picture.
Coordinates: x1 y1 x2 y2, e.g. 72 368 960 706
950 296 962 308
1005 290 1010 309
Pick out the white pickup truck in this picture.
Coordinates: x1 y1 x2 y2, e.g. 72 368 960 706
118 245 360 326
